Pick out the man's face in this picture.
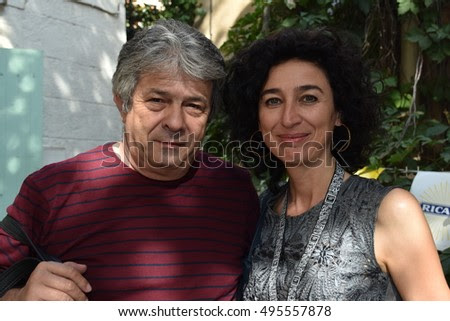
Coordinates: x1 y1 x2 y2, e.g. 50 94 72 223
116 71 212 180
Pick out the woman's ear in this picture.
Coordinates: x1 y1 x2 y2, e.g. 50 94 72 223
335 112 342 126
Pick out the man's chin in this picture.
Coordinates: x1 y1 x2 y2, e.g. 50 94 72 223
146 157 193 170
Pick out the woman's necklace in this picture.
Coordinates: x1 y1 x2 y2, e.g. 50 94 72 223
267 163 345 301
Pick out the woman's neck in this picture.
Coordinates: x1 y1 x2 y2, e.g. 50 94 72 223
283 159 338 216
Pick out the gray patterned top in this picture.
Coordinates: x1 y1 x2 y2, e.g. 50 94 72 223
243 175 401 301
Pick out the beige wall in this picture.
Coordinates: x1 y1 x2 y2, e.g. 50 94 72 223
0 0 126 162
196 0 253 48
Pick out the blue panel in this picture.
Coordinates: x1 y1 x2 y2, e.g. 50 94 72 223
0 48 43 218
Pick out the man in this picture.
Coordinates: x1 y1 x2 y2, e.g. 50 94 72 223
0 19 259 300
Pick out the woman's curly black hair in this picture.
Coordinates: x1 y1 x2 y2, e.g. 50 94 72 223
223 27 381 193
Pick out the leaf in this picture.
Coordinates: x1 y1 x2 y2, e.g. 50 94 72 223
441 147 450 163
406 29 432 50
426 24 440 34
373 81 383 94
284 0 296 10
388 150 407 164
384 77 397 87
429 49 447 63
424 0 434 7
424 122 449 137
397 0 419 15
355 0 371 15
281 16 298 28
378 171 393 185
416 135 433 144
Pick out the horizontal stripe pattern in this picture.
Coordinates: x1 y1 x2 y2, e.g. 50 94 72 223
1 143 259 300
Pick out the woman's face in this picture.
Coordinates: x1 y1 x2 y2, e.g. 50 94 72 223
258 59 340 169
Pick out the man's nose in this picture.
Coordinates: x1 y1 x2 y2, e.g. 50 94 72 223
162 105 185 134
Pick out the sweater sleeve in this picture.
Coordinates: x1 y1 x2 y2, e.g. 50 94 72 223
0 174 48 270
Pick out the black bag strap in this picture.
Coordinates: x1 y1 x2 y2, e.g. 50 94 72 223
0 215 58 261
0 215 60 297
0 258 41 297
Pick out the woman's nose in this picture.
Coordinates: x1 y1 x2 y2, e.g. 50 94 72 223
280 100 302 128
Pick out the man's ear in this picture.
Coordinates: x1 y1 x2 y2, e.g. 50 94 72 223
113 94 127 123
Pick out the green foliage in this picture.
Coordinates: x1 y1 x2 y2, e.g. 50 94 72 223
220 0 359 57
398 0 419 15
369 64 449 188
125 0 205 39
124 1 449 191
371 108 449 188
158 0 206 25
370 0 450 187
439 247 450 286
402 1 450 63
410 24 450 63
213 0 450 192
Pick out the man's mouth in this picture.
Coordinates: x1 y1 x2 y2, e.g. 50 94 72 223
159 141 189 148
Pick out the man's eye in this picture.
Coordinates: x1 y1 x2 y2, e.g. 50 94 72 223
148 98 163 103
186 103 207 114
187 104 202 110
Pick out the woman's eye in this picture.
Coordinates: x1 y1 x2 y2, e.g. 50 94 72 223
302 95 317 103
265 97 282 106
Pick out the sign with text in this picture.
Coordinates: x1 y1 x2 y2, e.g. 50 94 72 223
410 171 450 251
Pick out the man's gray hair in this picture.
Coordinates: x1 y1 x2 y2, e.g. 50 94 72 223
112 19 225 114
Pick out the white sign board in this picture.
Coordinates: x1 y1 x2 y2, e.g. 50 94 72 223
410 171 450 251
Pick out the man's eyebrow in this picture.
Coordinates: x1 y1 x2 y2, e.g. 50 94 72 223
185 96 209 104
143 88 209 104
142 88 170 96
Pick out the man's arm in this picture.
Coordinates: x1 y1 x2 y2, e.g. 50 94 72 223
0 261 92 301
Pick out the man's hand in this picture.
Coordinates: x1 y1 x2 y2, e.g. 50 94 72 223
3 261 92 301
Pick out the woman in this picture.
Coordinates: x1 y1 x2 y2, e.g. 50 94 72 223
224 27 450 300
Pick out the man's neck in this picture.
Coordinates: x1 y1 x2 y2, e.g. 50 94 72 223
112 141 192 181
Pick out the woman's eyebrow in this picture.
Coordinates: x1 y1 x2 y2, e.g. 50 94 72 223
260 85 324 97
294 84 324 93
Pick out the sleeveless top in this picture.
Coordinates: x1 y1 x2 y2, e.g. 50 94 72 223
243 175 401 301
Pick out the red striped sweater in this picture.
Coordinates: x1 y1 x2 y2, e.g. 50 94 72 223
0 143 259 300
